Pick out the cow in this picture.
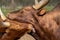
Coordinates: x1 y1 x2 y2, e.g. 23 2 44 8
1 0 60 40
7 2 60 40
29 3 60 40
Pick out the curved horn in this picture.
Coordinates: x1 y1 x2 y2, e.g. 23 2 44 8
35 0 39 4
0 8 6 21
33 0 49 9
0 9 10 27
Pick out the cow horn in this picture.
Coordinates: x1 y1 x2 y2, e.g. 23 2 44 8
0 9 10 27
0 8 6 21
35 0 39 5
33 0 49 9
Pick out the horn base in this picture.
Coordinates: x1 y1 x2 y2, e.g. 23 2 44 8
33 4 41 10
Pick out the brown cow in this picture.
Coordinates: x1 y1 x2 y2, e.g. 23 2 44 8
7 3 60 40
1 0 57 40
31 3 60 40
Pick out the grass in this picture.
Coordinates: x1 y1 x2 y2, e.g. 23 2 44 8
45 6 54 11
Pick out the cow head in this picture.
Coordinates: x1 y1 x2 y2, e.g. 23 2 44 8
7 0 49 23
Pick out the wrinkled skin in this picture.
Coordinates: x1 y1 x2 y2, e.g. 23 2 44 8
7 3 60 40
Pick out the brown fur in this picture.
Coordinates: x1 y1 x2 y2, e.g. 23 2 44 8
0 16 32 40
0 3 60 40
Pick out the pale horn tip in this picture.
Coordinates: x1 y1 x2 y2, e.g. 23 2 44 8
0 8 7 21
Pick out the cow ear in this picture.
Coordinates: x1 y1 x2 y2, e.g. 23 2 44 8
37 8 46 16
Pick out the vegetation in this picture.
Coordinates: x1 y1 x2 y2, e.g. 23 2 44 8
0 0 60 15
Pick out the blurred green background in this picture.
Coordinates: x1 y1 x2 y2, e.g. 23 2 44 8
0 0 60 15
